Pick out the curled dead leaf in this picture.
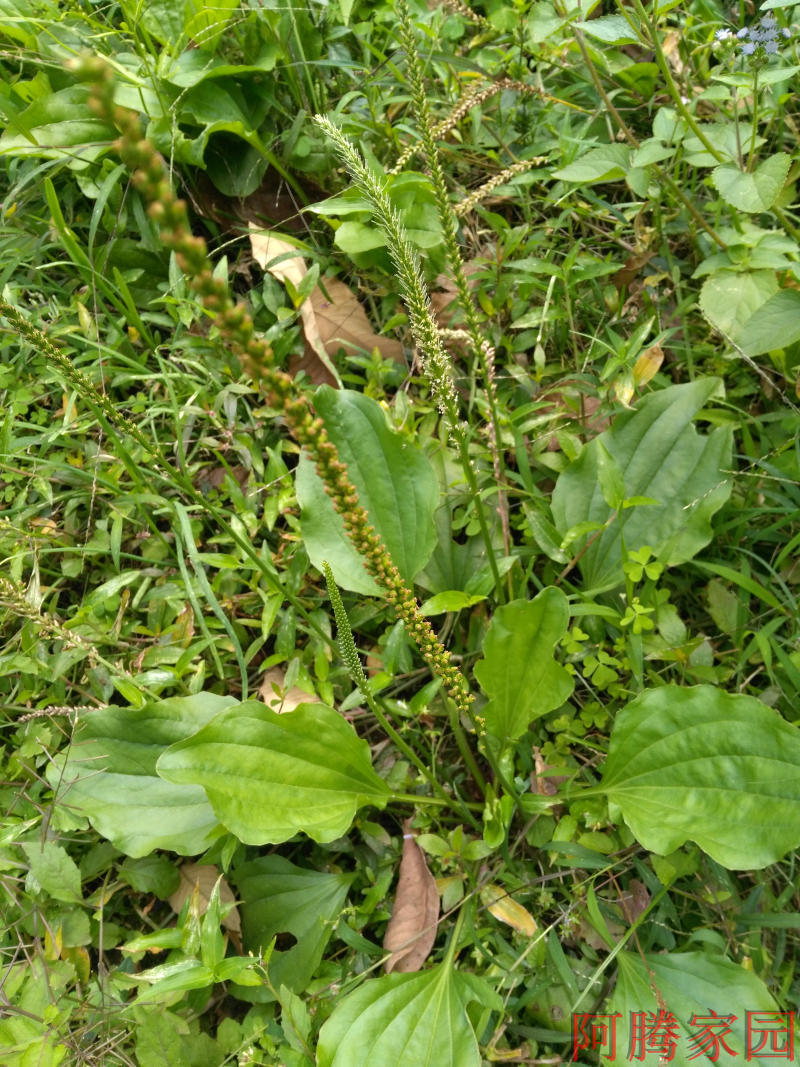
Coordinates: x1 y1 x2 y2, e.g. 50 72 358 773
480 883 537 938
383 819 440 973
169 863 241 938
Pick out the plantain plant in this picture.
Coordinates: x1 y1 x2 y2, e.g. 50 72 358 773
1 0 800 1063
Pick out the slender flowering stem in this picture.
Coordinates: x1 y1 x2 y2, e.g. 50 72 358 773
394 0 512 581
315 112 505 598
64 57 474 721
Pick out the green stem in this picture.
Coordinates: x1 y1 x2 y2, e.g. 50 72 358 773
568 22 727 251
397 0 510 590
626 0 726 164
448 699 488 798
747 69 759 172
392 792 482 811
443 894 468 968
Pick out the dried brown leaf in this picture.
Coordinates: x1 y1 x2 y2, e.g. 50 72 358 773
249 227 339 384
612 251 654 292
249 227 403 386
619 879 650 924
168 863 241 936
530 746 567 797
258 667 316 714
383 819 440 973
309 277 403 364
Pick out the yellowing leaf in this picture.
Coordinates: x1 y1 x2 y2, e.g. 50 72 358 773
383 820 440 973
633 343 664 387
480 884 537 938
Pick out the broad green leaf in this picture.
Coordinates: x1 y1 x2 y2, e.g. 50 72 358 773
48 695 230 858
21 841 81 903
156 700 390 844
551 380 733 591
699 270 778 340
601 685 800 868
163 43 281 88
297 388 439 595
133 1007 225 1067
232 856 351 996
574 14 639 43
606 951 799 1067
135 0 186 47
712 153 791 213
0 0 36 46
552 144 630 183
474 589 573 744
185 0 240 51
738 289 800 355
118 855 180 899
420 590 487 615
317 964 493 1067
0 85 114 167
335 220 388 255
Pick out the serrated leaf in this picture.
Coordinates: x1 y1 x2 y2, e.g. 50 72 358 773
699 270 778 340
738 288 800 355
607 951 800 1067
297 387 439 595
22 841 82 903
316 964 485 1067
232 855 351 996
552 380 733 591
474 588 573 743
157 700 390 844
48 695 231 858
601 685 800 868
712 153 791 213
552 144 631 183
574 14 639 43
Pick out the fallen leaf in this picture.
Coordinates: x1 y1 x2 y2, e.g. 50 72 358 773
383 819 440 973
480 883 537 938
612 251 654 292
168 863 241 937
530 746 567 797
310 276 404 364
250 227 404 386
250 227 339 385
259 667 316 714
618 879 650 924
195 464 250 495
